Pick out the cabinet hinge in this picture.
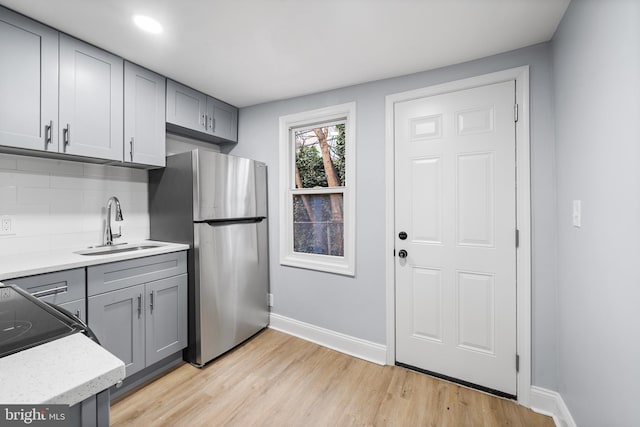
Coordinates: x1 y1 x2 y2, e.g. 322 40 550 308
515 229 520 248
516 354 520 372
514 104 519 122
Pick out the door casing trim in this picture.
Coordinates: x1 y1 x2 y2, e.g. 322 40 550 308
384 66 531 406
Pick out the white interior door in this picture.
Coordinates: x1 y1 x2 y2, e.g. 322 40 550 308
394 80 517 395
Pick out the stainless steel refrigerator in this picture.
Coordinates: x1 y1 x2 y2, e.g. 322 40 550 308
149 149 269 367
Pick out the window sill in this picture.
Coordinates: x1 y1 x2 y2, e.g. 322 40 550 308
281 254 354 277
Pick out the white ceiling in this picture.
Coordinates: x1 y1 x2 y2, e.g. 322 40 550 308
0 0 570 108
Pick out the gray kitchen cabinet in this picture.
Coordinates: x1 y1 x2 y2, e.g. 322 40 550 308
166 79 238 143
166 80 207 132
87 252 187 377
59 34 123 161
205 96 238 142
6 268 86 322
124 62 166 167
2 4 238 165
68 390 110 427
0 7 126 163
0 7 58 152
58 298 87 323
145 275 188 366
88 284 146 377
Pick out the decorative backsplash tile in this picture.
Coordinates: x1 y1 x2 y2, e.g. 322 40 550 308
0 153 149 256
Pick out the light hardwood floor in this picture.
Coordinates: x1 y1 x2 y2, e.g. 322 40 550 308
111 329 554 427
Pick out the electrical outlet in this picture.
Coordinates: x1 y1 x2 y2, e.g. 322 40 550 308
0 216 14 236
268 293 274 307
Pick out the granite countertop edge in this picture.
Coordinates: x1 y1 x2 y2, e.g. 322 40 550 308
0 334 126 406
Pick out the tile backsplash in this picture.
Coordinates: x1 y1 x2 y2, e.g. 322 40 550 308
0 153 149 256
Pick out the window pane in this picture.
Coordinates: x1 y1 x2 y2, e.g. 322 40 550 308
295 124 345 189
293 193 344 256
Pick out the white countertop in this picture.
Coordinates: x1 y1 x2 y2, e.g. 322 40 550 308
0 333 125 405
0 240 189 280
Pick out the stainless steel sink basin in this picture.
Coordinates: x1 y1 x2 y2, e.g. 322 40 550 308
74 242 165 256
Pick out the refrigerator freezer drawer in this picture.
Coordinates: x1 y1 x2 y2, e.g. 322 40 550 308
192 220 269 365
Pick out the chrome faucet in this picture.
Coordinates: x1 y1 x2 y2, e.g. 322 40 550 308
104 196 124 246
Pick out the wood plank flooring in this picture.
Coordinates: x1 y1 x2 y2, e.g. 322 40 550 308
111 329 554 427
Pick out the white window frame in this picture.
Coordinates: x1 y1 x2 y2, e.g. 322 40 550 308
279 102 356 276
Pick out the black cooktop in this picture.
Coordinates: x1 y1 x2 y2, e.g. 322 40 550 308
0 284 83 358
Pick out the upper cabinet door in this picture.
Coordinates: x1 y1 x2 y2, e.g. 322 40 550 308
59 34 123 161
124 62 166 167
0 8 58 152
206 97 238 142
166 80 207 132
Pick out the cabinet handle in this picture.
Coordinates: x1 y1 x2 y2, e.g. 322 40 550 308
137 294 142 319
129 137 134 161
201 114 206 128
74 309 81 319
208 115 213 130
44 120 53 147
149 291 154 314
63 124 70 150
31 285 68 298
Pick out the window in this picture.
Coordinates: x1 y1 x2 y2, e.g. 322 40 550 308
279 103 356 276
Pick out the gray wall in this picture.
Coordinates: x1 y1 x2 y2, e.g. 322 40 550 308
552 0 640 425
231 43 558 389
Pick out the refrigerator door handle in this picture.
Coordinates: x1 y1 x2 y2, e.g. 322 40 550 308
197 217 266 226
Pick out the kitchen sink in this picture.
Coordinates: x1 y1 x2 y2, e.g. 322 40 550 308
74 242 165 256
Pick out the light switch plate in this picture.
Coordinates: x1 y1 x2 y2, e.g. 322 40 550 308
572 200 581 228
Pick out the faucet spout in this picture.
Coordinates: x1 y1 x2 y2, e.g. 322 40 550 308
105 196 124 246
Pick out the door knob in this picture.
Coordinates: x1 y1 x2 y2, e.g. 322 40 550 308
398 249 408 258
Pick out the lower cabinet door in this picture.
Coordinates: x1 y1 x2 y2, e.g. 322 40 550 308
88 284 145 377
145 274 187 366
58 298 86 323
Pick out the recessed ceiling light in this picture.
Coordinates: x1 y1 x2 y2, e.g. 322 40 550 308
133 15 163 34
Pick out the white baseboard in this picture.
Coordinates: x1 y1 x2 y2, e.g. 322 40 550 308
530 386 576 427
268 313 387 365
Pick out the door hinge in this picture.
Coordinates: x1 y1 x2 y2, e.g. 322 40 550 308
393 249 396 257
515 229 520 248
516 354 520 372
514 104 519 122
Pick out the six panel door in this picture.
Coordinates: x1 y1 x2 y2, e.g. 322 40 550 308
394 80 517 395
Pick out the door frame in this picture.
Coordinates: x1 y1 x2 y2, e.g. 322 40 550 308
384 66 532 406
